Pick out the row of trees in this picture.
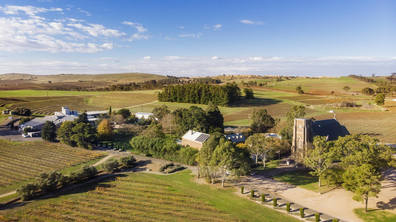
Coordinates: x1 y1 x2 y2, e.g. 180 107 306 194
158 83 241 106
17 165 97 201
304 134 395 212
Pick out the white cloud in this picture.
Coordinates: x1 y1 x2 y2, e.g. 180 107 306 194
179 32 202 38
38 0 53 2
204 24 222 30
143 56 151 60
0 5 62 16
212 56 219 60
0 5 149 53
165 36 177 41
250 57 263 61
77 8 91 16
179 26 184 29
122 21 148 33
240 19 265 25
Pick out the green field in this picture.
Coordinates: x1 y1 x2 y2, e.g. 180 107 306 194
354 208 396 222
0 140 106 193
273 170 337 193
1 170 299 222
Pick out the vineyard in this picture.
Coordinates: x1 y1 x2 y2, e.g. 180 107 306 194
313 111 396 143
0 140 105 188
3 171 298 222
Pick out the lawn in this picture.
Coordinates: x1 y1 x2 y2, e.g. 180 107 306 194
354 208 396 222
252 160 280 174
273 170 337 193
1 170 299 222
0 90 102 97
0 139 106 193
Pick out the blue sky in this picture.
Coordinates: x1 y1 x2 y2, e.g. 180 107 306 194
0 0 395 77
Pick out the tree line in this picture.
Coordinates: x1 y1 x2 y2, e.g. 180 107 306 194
158 83 241 106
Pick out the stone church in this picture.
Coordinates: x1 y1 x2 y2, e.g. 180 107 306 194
291 118 349 161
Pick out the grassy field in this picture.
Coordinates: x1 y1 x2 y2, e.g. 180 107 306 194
0 140 106 192
354 208 396 222
273 170 337 193
264 76 377 94
1 170 299 222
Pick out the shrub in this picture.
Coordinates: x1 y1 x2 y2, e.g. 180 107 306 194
332 219 339 222
159 163 174 172
76 165 97 180
241 186 244 194
261 194 265 202
375 93 385 105
101 159 119 173
315 213 320 222
361 87 375 95
298 89 304 94
295 86 302 91
166 165 185 173
17 183 38 201
36 170 62 193
273 198 277 207
14 107 31 116
251 190 254 198
19 117 31 124
286 203 291 212
119 156 136 167
300 208 304 218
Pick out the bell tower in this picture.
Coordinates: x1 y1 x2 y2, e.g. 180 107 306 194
291 118 312 162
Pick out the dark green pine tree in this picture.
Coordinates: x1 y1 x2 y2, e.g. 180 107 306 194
41 121 57 142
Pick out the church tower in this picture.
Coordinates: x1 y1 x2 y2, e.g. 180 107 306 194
291 118 313 162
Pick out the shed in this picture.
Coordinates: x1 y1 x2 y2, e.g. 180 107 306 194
182 130 210 150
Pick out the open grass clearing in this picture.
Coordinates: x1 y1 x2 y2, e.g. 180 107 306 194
354 208 396 222
252 160 280 174
1 170 299 222
273 170 337 193
0 139 106 193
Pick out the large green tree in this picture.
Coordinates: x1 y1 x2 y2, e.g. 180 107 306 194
279 105 306 143
250 109 277 133
75 112 89 124
57 121 77 147
342 164 381 212
152 105 170 121
142 121 165 139
374 93 385 105
303 136 334 194
71 122 98 149
206 101 224 133
117 108 131 119
41 121 57 142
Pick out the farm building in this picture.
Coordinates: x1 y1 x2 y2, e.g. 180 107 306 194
291 118 349 161
135 112 154 119
2 109 9 114
225 133 246 143
18 115 78 133
182 130 210 150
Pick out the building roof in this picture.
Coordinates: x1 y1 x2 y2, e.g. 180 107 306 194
135 112 154 116
86 110 108 115
226 133 246 143
312 119 350 141
19 118 46 128
182 130 210 143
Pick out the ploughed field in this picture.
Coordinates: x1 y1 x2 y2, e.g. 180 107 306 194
2 171 299 222
0 140 105 188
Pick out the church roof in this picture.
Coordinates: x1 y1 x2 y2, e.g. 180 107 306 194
312 119 349 141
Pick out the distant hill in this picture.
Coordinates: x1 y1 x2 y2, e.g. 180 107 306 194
0 72 168 83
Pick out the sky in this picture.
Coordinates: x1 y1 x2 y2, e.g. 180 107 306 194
0 0 395 77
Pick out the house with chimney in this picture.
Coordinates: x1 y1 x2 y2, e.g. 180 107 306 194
182 130 210 150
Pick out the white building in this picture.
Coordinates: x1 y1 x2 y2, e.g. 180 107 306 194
135 112 154 120
181 130 210 150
